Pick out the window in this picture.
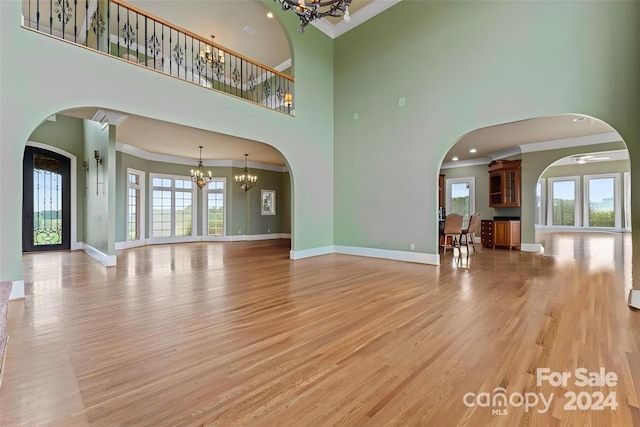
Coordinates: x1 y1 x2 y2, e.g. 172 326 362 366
445 177 475 226
584 173 620 228
548 177 580 226
151 175 195 239
127 169 145 241
535 179 546 225
205 179 225 236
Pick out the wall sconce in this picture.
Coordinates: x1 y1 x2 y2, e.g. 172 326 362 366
82 161 89 197
94 150 102 195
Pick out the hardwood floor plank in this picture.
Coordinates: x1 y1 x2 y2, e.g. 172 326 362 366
1 235 639 425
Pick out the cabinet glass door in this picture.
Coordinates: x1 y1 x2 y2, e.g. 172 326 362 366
504 171 516 204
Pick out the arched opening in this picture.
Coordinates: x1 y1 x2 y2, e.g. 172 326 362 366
22 107 295 269
438 114 631 275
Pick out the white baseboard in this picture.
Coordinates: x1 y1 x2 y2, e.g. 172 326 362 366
83 243 117 267
71 241 83 250
9 280 24 300
115 234 292 249
628 290 640 309
290 245 440 265
535 225 630 233
290 246 335 260
521 243 544 253
335 246 440 265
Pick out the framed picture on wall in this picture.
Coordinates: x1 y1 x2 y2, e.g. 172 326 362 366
261 190 276 215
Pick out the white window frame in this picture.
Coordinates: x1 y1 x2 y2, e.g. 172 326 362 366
548 176 581 227
126 168 145 242
624 172 631 230
445 177 475 223
201 177 227 239
149 173 197 242
535 178 546 226
583 173 620 229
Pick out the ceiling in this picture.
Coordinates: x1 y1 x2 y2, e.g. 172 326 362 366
62 108 286 166
445 114 616 164
325 0 373 25
551 150 629 167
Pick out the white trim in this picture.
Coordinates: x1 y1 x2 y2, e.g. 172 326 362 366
548 176 581 227
9 280 24 300
116 233 291 249
489 146 522 161
583 173 621 229
628 290 640 309
519 131 621 154
335 246 439 265
535 179 546 226
126 168 146 244
26 141 81 250
274 58 292 72
521 243 544 253
441 157 491 170
83 243 117 267
310 18 337 38
624 172 631 230
534 225 630 233
308 0 402 39
117 143 288 172
290 245 335 260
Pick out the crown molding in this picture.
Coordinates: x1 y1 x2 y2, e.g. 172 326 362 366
310 0 402 39
116 143 288 172
519 131 621 153
274 58 292 72
488 146 521 161
441 157 491 170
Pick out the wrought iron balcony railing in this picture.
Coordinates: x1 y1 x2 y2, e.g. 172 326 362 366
22 0 295 114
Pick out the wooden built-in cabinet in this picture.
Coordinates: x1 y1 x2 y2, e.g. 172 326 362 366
481 219 520 249
488 160 521 207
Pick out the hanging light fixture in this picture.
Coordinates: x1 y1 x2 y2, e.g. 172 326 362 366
235 154 257 192
275 0 352 33
199 36 225 69
191 145 212 189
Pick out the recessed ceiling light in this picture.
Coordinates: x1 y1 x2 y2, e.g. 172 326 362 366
266 11 274 18
469 148 477 154
573 117 586 122
452 157 459 161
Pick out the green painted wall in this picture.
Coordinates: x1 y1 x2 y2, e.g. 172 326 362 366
115 152 290 242
28 115 86 243
82 120 116 255
0 0 333 283
334 0 640 278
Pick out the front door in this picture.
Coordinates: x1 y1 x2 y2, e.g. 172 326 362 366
22 146 71 252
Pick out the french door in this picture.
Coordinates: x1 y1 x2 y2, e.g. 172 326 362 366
22 146 71 252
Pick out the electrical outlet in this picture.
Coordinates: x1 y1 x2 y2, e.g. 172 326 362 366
410 243 415 250
268 228 270 233
238 229 242 234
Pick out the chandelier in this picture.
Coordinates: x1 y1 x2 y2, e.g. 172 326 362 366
199 35 225 68
275 0 352 33
191 146 212 189
235 154 257 192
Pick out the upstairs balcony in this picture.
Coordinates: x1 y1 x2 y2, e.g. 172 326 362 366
21 0 295 115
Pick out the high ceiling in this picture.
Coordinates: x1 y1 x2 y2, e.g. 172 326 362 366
445 114 617 164
62 108 286 166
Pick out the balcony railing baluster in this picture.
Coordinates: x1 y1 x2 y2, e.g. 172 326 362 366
23 0 294 114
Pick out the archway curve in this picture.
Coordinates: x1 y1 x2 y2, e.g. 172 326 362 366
436 113 630 264
25 105 296 258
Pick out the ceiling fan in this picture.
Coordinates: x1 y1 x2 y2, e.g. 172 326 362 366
571 154 610 164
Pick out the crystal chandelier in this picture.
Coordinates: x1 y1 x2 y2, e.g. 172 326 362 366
235 154 257 192
191 146 212 189
275 0 352 33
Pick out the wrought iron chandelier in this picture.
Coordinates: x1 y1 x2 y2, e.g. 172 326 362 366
235 154 257 192
191 146 212 189
275 0 352 33
198 35 225 74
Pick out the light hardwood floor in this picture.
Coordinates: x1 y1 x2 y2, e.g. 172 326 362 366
1 236 639 426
